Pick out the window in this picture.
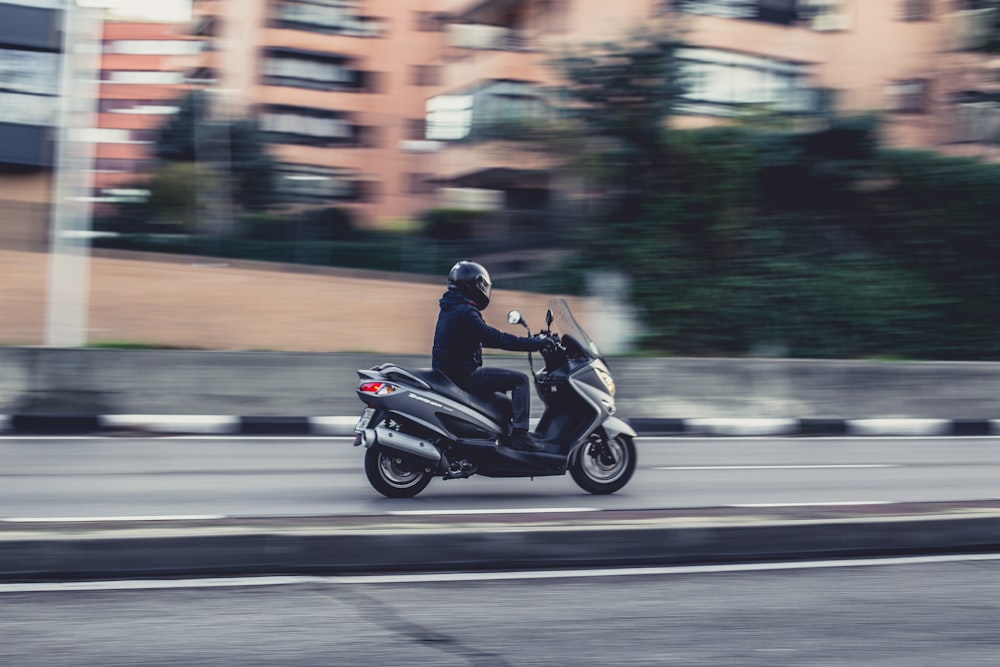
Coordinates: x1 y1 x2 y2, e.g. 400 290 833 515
678 48 820 115
888 79 929 113
0 48 60 96
104 40 202 55
97 99 180 115
952 95 1000 143
271 0 384 37
262 52 359 91
900 0 932 20
260 106 356 146
276 163 362 201
0 91 57 125
411 65 441 86
426 81 548 141
102 70 186 85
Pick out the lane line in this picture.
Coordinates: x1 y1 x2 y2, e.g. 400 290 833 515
387 507 599 516
2 515 226 523
729 501 894 508
3 553 1000 593
656 465 899 470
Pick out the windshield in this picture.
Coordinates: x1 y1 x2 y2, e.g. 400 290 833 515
548 297 603 361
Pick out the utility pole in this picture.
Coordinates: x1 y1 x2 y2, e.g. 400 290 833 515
45 0 102 347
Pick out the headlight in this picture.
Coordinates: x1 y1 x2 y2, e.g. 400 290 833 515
594 367 615 396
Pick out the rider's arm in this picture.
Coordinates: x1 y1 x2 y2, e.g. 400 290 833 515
472 311 545 352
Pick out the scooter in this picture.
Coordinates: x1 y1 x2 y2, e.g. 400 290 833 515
352 297 637 498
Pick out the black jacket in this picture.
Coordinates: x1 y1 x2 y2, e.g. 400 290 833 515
432 288 544 384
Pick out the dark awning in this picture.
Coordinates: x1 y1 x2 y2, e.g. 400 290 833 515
433 167 549 189
450 0 524 26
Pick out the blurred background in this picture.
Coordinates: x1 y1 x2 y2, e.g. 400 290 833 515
3 0 1000 359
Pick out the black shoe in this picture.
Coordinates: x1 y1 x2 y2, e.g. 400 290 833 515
509 428 545 452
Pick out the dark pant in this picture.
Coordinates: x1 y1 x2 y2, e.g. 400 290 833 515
462 367 531 430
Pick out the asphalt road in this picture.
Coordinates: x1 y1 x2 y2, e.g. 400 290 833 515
2 556 999 666
2 436 999 519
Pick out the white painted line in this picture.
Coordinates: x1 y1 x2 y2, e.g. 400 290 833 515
4 553 1000 593
656 465 899 470
2 515 225 523
729 501 894 508
387 507 599 516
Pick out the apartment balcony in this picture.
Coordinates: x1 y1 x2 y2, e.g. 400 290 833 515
945 8 997 51
440 47 546 92
261 28 377 59
255 86 371 114
442 0 529 27
433 139 555 188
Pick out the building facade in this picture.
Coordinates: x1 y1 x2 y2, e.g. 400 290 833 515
189 0 447 225
91 18 200 206
4 0 1000 246
425 0 1000 223
0 0 66 250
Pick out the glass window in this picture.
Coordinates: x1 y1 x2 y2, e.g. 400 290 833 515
272 0 383 37
678 48 817 114
104 70 186 85
0 48 60 96
261 107 354 144
426 95 474 140
276 163 360 200
0 91 57 125
105 40 202 55
263 55 355 90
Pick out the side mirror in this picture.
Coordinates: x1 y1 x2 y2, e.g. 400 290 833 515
545 309 554 327
508 310 529 330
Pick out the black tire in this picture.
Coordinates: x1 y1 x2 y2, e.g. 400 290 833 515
569 432 636 495
364 445 434 498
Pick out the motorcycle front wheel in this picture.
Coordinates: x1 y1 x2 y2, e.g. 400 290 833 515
570 432 636 495
364 445 434 498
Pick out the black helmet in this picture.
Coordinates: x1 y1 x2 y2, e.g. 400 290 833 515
448 260 492 310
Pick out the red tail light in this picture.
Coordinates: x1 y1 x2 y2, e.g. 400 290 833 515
359 381 397 396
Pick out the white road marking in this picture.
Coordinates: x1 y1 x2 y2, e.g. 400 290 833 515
1 515 225 523
386 507 599 516
657 464 899 470
3 553 1000 593
729 501 894 508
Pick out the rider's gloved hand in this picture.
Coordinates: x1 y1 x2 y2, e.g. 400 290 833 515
540 335 560 352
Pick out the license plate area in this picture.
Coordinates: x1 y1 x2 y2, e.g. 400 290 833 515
354 407 376 434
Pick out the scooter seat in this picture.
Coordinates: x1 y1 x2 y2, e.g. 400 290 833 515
407 368 512 425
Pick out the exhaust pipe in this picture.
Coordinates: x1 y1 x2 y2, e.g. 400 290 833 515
363 426 441 462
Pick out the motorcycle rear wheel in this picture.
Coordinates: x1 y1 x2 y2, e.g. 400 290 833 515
364 445 434 498
570 432 636 495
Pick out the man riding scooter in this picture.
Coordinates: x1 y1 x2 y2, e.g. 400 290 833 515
431 260 554 452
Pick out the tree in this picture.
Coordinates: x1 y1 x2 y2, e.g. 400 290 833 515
154 91 278 213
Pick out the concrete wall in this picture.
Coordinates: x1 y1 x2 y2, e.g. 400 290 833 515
3 347 1000 419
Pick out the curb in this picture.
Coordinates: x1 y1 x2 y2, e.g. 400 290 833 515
2 415 999 437
3 503 1000 580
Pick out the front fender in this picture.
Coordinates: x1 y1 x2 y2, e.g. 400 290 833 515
602 415 637 439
